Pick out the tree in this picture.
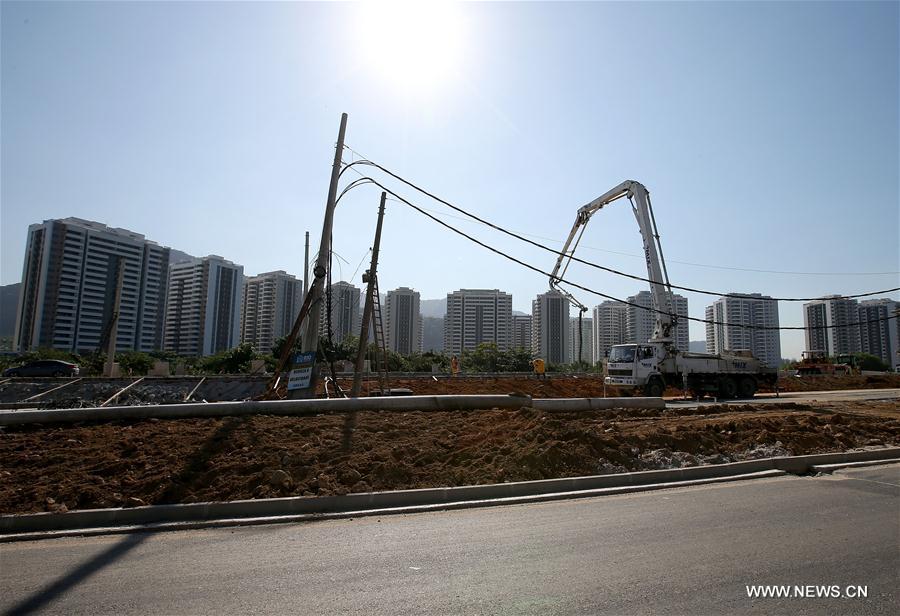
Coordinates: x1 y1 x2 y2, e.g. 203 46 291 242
497 347 533 372
200 343 257 374
406 351 450 372
854 353 889 372
462 343 501 372
270 335 302 361
116 352 155 375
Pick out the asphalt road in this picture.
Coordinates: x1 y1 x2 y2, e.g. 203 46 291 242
2 465 897 616
666 387 900 408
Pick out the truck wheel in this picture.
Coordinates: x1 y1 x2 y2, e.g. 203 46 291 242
644 377 665 398
718 376 737 399
738 376 757 398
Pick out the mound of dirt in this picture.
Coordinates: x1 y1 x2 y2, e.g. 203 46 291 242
1 400 897 515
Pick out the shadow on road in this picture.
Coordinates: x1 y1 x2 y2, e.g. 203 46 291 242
3 532 149 616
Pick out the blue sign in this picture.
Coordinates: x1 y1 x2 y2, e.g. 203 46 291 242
287 352 317 390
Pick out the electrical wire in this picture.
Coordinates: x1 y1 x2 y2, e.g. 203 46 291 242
340 154 900 302
343 144 899 278
336 172 899 333
350 248 371 283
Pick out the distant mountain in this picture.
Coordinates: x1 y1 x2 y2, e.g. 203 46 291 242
689 340 706 353
420 298 447 318
422 316 444 352
0 283 21 337
512 310 528 316
168 248 196 265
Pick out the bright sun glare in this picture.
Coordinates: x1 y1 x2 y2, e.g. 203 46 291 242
356 1 465 99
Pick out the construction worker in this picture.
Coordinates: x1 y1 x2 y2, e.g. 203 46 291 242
450 355 460 377
532 357 546 379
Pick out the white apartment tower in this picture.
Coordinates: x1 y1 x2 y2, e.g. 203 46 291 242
241 270 303 354
384 287 423 355
532 290 570 365
802 296 861 356
568 316 594 365
163 256 244 356
319 281 361 345
592 301 628 360
14 218 170 353
443 289 513 355
626 290 689 351
857 298 899 370
706 294 781 367
511 314 532 350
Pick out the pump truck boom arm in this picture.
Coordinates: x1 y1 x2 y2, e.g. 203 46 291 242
549 180 677 342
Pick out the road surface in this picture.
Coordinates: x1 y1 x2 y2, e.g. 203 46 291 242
2 464 897 615
666 387 899 408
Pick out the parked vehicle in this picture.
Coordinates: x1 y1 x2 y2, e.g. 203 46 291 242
2 359 80 377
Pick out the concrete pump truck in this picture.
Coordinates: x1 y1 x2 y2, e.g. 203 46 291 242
550 180 777 398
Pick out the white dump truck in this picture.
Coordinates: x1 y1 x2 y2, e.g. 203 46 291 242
550 180 778 398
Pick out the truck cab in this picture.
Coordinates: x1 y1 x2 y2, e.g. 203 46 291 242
605 343 666 395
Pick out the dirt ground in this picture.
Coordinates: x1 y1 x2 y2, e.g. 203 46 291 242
1 373 897 409
344 373 900 398
1 399 897 515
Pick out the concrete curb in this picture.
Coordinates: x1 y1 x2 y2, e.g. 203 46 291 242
2 470 787 542
2 447 897 539
0 395 665 426
810 458 900 473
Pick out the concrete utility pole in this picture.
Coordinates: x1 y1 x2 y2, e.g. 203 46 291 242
303 231 310 297
351 193 387 398
289 113 348 399
103 259 126 377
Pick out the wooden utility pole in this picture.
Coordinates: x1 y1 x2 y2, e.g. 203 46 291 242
288 113 348 399
103 259 126 377
351 193 387 398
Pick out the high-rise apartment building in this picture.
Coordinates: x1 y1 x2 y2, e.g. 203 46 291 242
802 296 861 356
511 314 532 350
163 256 243 356
857 298 899 370
592 301 628 360
532 290 570 365
319 281 361 345
241 270 303 354
706 294 781 367
14 218 170 353
384 287 423 355
443 289 513 355
568 316 594 365
626 290 689 351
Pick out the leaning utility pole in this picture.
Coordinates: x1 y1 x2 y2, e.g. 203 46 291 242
351 192 387 398
103 259 126 377
288 113 348 399
303 231 310 298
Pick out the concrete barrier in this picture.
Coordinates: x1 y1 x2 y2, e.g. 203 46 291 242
0 394 533 426
2 447 897 537
0 395 666 426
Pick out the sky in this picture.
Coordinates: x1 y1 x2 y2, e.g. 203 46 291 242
2 0 898 359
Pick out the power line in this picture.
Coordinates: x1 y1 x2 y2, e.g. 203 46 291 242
337 172 899 333
342 145 899 278
340 153 900 301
